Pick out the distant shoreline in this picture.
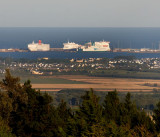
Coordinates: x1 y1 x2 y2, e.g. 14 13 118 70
1 47 160 54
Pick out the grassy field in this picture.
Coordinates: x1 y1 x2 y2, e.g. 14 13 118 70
20 77 87 84
29 75 160 92
91 70 160 79
1 73 160 92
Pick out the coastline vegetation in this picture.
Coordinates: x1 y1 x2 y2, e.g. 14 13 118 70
89 69 160 79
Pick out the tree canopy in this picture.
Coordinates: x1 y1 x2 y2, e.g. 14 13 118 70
0 70 158 136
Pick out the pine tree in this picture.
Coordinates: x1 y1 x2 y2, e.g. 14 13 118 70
153 101 160 133
56 100 73 136
0 116 15 137
120 92 137 127
11 80 57 137
0 70 58 137
0 69 28 112
103 90 120 122
71 89 104 136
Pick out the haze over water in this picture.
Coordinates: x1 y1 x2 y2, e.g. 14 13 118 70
1 27 160 59
0 27 160 49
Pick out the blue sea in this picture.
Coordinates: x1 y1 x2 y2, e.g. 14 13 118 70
1 27 160 59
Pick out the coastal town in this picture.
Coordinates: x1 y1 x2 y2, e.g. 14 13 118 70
0 56 160 77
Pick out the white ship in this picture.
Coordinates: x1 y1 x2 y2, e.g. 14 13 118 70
79 41 111 51
28 40 50 51
63 41 80 50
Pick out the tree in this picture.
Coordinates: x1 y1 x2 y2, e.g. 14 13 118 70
0 116 15 137
103 91 156 136
119 92 138 127
105 121 131 137
56 100 73 136
0 92 13 123
103 90 120 122
0 70 157 136
153 101 160 132
69 89 104 136
0 70 59 137
10 80 57 137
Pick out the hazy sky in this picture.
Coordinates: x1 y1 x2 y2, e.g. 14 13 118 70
0 0 160 27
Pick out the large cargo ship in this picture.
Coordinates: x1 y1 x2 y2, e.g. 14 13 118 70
63 41 80 51
78 41 110 51
28 40 50 51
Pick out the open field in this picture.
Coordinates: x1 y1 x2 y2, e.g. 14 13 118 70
90 70 160 79
30 75 160 92
21 77 87 84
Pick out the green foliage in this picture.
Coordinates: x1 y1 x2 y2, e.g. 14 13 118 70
69 89 104 136
103 90 120 122
105 121 131 137
0 117 15 137
90 69 160 79
0 70 59 137
0 93 13 123
0 69 28 112
131 125 154 137
120 93 138 127
153 101 160 133
103 91 156 136
56 100 73 136
21 77 86 84
78 89 102 124
0 70 158 136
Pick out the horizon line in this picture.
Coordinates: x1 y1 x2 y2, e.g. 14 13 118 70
0 27 160 28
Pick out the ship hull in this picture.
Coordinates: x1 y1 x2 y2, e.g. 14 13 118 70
83 48 110 51
78 41 111 52
28 41 50 52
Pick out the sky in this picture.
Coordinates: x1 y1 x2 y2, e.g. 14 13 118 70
0 0 160 27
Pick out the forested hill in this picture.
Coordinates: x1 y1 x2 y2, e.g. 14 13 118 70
0 70 160 136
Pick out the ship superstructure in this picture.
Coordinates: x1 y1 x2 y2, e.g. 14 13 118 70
79 41 110 51
63 41 80 50
28 40 50 51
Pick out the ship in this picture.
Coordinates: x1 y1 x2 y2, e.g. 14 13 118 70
63 41 80 51
28 40 50 51
78 41 111 52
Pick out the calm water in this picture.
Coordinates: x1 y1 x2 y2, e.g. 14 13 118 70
1 52 160 59
0 27 160 59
